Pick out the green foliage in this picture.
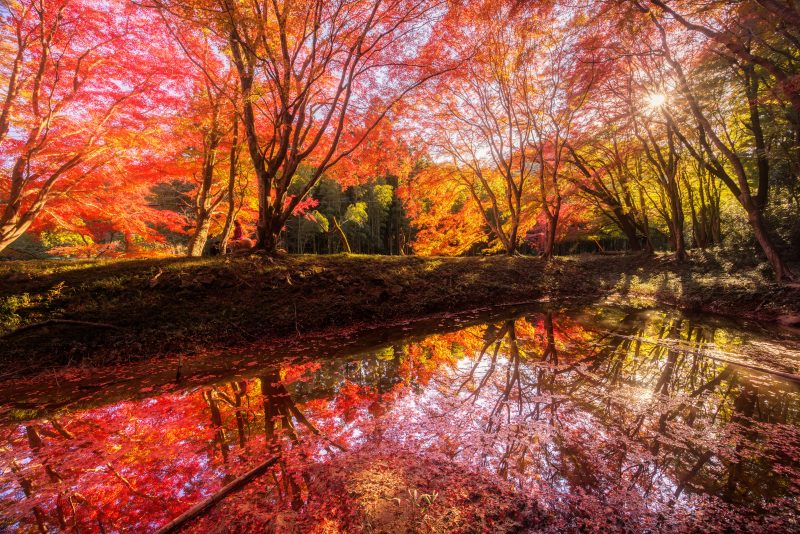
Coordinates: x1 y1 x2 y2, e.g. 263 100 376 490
373 184 394 210
40 231 93 250
343 202 369 227
0 293 31 331
284 176 412 255
309 211 329 233
450 191 467 215
0 283 68 333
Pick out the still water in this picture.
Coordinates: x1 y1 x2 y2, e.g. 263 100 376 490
1 305 799 532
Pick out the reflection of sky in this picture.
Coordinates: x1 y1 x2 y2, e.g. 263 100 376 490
1 307 799 531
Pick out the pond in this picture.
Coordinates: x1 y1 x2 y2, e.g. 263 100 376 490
1 305 799 532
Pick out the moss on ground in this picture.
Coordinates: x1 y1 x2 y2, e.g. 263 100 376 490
1 252 798 374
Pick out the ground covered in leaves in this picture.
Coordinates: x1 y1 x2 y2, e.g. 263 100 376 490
1 252 798 374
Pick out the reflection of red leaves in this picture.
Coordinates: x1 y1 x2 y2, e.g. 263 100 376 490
282 361 322 384
335 381 378 424
3 313 800 532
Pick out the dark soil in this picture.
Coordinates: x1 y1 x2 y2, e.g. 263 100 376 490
1 252 798 374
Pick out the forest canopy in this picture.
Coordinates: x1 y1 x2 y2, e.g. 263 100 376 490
1 0 798 280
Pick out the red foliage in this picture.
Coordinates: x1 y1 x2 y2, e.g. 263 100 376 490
0 0 189 254
2 310 798 532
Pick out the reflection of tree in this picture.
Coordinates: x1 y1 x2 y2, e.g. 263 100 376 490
260 369 302 511
200 380 254 485
20 424 60 532
560 314 797 508
411 310 800 527
8 419 122 532
260 366 351 512
232 380 249 448
2 310 798 531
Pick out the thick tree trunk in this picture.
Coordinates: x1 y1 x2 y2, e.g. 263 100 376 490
613 207 643 251
744 67 771 211
0 162 56 254
260 227 278 254
186 90 223 258
748 208 795 282
253 211 288 255
187 215 212 257
254 182 271 251
0 223 30 254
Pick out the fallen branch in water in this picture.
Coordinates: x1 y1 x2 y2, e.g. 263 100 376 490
2 320 121 339
154 455 279 534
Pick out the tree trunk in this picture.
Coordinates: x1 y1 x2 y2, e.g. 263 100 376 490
399 229 407 255
187 215 212 257
542 212 559 259
653 14 793 281
219 115 239 255
261 226 279 254
0 222 30 254
0 162 51 253
748 208 795 282
186 98 223 257
639 189 654 255
613 207 643 251
332 217 351 253
670 197 686 261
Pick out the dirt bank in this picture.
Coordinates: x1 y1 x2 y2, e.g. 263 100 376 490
1 252 798 374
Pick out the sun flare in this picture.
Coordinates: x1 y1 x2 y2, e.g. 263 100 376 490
647 93 667 108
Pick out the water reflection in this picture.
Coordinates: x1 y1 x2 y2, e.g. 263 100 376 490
1 307 798 532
